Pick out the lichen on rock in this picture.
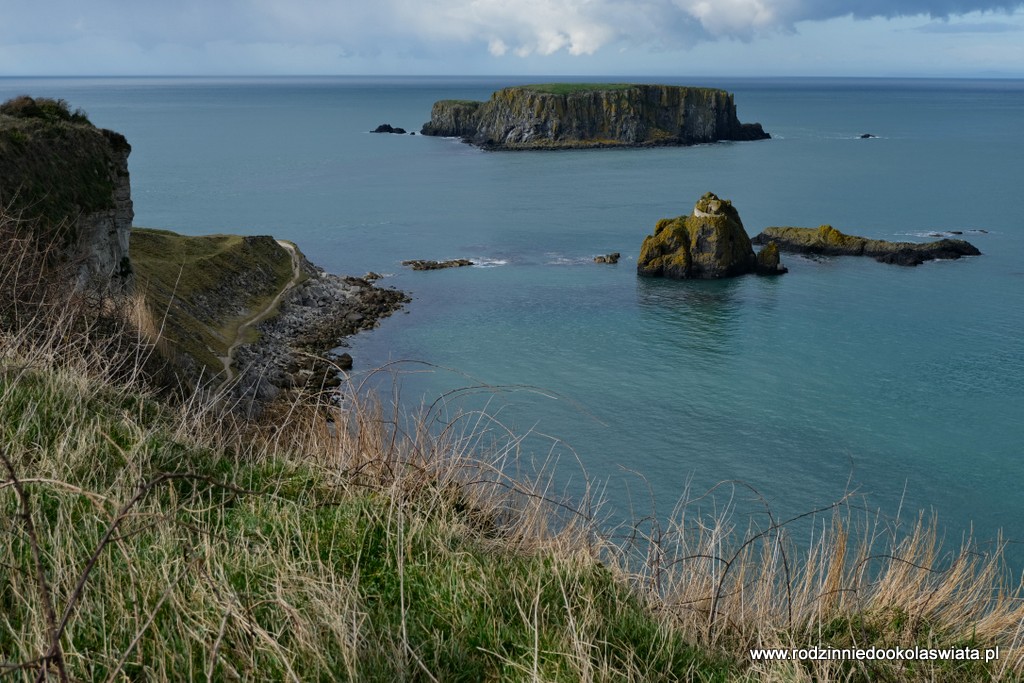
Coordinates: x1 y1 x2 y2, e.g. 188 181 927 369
637 192 778 280
755 241 787 275
751 225 981 266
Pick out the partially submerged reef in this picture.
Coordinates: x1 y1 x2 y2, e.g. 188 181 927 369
753 225 981 266
402 258 474 270
421 83 769 150
637 192 786 279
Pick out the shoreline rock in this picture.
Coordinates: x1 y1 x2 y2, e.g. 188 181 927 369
230 258 409 412
751 226 981 266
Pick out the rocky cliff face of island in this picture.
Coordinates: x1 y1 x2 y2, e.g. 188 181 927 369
752 226 981 266
637 192 785 279
0 96 133 288
421 85 769 150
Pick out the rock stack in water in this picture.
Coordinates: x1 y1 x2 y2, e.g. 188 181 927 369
637 192 785 279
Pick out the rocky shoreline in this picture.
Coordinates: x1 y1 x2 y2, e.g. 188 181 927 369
230 255 409 412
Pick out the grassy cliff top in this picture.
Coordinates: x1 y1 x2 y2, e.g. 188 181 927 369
131 227 297 376
0 96 124 239
510 83 728 96
513 83 636 94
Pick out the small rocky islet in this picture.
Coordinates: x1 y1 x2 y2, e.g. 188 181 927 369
751 225 981 266
402 258 474 270
636 192 981 280
419 83 769 150
637 193 787 279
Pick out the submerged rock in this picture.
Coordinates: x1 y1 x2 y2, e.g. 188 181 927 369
751 226 981 266
594 252 621 264
637 192 781 279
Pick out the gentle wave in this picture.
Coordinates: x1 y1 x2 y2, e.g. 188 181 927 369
895 229 990 238
472 257 508 267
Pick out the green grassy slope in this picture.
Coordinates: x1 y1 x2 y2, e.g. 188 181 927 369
130 227 296 378
0 359 738 681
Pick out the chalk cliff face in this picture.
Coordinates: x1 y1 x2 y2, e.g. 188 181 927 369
0 97 133 287
421 85 769 149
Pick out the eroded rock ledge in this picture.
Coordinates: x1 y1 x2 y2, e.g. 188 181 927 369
752 226 981 266
421 84 769 150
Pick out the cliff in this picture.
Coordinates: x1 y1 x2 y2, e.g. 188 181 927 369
421 84 769 150
752 226 981 266
0 96 133 287
637 192 784 279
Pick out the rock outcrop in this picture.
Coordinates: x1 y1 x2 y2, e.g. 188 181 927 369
755 241 788 275
372 123 407 134
231 268 409 412
751 226 981 266
637 192 782 279
402 258 474 270
421 84 769 150
0 96 133 288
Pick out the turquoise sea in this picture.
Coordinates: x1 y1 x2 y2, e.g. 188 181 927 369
4 76 1022 568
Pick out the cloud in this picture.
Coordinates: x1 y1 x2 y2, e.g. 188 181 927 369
913 18 1023 30
1 0 1023 70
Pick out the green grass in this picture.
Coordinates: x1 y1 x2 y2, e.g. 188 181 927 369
0 363 739 681
0 118 118 240
514 83 637 95
3 204 1023 682
130 227 296 378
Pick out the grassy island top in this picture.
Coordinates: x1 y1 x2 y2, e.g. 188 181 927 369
512 82 637 94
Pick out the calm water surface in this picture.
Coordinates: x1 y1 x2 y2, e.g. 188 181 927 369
4 76 1021 567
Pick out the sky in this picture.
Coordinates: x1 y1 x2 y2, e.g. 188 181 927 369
1 0 1023 77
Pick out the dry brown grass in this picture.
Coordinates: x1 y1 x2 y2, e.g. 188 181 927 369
1 205 1021 681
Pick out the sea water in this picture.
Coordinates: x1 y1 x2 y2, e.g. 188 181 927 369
4 76 1022 568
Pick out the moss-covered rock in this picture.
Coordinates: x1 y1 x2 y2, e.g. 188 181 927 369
752 226 981 266
755 241 787 275
421 84 769 150
637 192 775 279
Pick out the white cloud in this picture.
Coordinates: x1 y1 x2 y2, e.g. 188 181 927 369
0 0 1023 74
